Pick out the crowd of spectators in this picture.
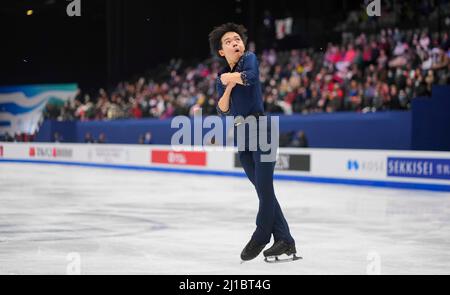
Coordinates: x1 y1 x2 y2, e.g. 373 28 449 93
42 26 449 124
0 132 35 142
0 130 154 144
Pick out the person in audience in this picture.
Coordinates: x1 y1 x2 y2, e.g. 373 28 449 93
84 132 95 143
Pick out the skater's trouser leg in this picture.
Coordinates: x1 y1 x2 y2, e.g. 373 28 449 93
239 150 294 245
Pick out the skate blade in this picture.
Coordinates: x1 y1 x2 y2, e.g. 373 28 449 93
264 253 302 263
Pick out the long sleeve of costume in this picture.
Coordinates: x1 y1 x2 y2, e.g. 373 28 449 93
240 52 259 86
216 77 231 116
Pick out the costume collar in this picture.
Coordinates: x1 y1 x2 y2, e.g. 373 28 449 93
220 51 249 74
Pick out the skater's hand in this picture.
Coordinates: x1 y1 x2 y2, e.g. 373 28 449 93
220 73 234 85
220 73 229 85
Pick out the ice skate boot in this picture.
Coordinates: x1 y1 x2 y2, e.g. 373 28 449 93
240 238 266 262
263 240 302 263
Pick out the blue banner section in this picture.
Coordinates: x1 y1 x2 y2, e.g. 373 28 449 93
279 111 411 150
35 111 412 149
387 157 450 180
411 86 450 151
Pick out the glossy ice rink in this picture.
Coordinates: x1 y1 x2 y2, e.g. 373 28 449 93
0 163 449 275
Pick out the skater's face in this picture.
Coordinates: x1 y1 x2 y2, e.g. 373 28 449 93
219 32 245 65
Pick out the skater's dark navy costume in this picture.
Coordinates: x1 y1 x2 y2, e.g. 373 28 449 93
216 51 295 245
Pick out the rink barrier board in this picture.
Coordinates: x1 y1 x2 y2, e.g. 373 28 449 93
1 158 450 192
1 143 450 192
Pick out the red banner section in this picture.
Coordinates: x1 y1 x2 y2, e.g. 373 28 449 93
29 147 73 159
151 150 207 167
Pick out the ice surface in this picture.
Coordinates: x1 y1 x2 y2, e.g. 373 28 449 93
0 163 449 274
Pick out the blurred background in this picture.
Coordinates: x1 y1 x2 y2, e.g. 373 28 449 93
1 0 449 150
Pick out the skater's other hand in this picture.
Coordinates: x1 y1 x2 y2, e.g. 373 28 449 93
220 73 233 85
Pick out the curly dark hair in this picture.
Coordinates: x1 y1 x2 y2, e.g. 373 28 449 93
208 23 248 58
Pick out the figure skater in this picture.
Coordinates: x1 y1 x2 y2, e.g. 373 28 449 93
209 23 299 263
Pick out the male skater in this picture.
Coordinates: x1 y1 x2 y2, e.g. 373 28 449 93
208 23 299 262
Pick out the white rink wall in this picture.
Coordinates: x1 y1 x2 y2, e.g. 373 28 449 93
1 143 450 191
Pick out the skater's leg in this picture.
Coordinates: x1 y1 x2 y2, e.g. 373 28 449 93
251 150 295 245
238 151 256 186
272 198 295 244
238 151 268 260
240 150 293 243
239 150 270 244
238 123 294 245
250 150 277 244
